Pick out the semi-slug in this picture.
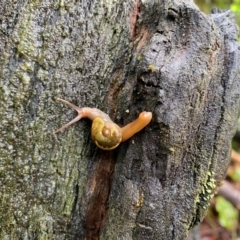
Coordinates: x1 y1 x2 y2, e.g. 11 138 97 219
53 98 152 150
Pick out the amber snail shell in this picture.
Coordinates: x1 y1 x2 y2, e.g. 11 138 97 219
91 117 122 150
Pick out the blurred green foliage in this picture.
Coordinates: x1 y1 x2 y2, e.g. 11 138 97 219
194 0 232 12
231 0 240 11
215 196 238 231
229 168 240 181
194 0 240 27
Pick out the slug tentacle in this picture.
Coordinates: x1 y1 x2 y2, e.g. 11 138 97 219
56 98 82 112
52 115 82 134
53 98 152 150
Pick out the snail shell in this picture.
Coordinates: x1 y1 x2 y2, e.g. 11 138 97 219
91 117 122 150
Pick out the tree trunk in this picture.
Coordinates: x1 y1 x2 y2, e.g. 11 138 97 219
0 0 239 239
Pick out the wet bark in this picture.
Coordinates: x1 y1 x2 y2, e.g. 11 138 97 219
0 0 240 239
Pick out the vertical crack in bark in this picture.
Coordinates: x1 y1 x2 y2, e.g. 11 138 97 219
85 151 115 240
130 0 141 41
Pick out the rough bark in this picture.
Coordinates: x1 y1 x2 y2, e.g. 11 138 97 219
0 0 239 240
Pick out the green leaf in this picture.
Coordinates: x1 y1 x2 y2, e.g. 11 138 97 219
229 168 240 182
231 0 240 12
215 196 238 231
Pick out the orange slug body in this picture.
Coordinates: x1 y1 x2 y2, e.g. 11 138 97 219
53 98 152 150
